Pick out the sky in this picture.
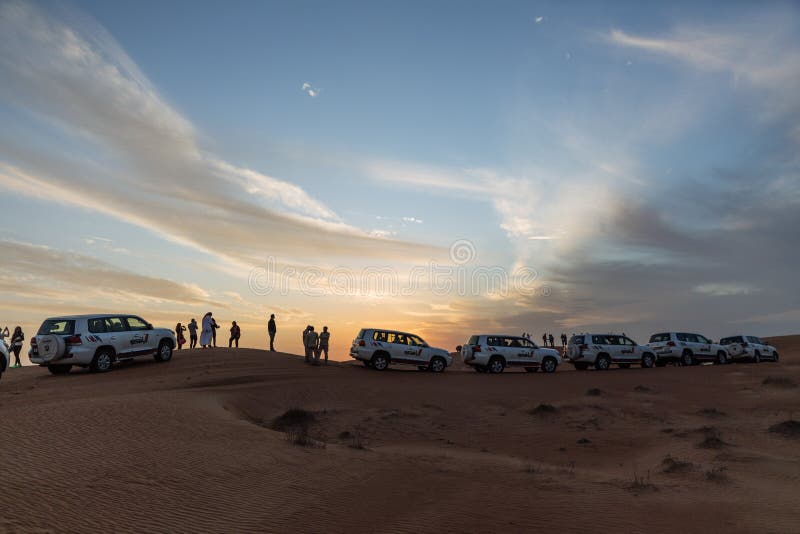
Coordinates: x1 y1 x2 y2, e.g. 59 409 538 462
1 0 799 361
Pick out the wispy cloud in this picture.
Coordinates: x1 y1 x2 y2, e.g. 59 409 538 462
301 81 320 98
0 1 437 270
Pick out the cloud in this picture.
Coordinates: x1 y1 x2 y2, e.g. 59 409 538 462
401 217 423 224
0 1 437 270
535 16 544 24
693 283 758 297
301 81 320 98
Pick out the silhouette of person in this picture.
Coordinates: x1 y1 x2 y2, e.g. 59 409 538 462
542 333 547 347
229 321 241 348
175 323 186 350
548 333 554 348
211 317 220 347
318 326 330 365
268 314 276 351
200 313 213 348
304 326 319 364
302 326 312 362
10 326 24 368
561 333 567 347
188 318 198 349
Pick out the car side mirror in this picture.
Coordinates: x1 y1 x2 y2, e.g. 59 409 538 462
146 323 154 330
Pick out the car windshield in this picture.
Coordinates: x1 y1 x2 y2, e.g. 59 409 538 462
649 333 670 343
409 334 426 346
719 336 743 345
37 319 75 336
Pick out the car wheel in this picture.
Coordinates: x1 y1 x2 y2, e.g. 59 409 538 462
541 357 557 373
618 363 631 369
154 340 173 362
487 356 505 374
574 362 589 371
47 364 72 375
371 353 389 371
753 351 761 363
641 353 655 368
595 355 610 371
429 356 446 373
715 351 728 365
525 367 538 373
91 349 114 373
681 350 694 367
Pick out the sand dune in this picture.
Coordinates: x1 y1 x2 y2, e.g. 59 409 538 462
2 340 800 532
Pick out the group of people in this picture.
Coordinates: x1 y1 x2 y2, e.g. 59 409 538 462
175 312 241 350
520 331 568 349
302 325 331 365
1 326 25 368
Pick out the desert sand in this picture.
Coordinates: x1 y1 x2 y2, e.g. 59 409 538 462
1 336 799 533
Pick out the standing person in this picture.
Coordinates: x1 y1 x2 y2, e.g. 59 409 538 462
268 314 276 351
211 317 220 347
542 333 547 347
561 333 567 348
10 326 24 368
302 325 311 361
548 333 555 348
188 319 198 349
318 326 330 365
200 313 213 348
175 323 186 350
304 326 318 364
229 321 241 348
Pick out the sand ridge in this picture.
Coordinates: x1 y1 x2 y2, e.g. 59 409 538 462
1 337 799 532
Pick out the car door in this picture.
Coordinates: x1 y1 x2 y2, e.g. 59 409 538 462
747 336 765 357
125 316 157 356
102 316 130 356
618 336 640 363
510 337 535 366
387 332 413 365
409 334 431 365
693 334 714 360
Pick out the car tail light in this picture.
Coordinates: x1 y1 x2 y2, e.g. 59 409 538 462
667 341 676 347
65 335 82 345
473 345 481 352
358 340 365 347
31 337 38 347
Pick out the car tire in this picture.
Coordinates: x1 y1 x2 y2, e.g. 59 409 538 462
595 355 610 371
429 356 446 373
91 349 114 373
715 351 728 365
618 363 631 369
487 356 505 374
525 367 538 373
47 364 72 375
641 353 655 368
371 352 389 371
681 350 694 367
574 362 589 371
753 351 761 363
541 357 557 374
154 340 173 362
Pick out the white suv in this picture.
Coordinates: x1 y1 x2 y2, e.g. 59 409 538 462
719 335 778 363
646 332 729 366
350 328 452 372
566 333 656 370
29 314 176 375
461 334 561 373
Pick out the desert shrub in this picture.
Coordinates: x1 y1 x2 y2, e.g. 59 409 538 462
661 456 694 473
529 403 557 415
768 420 800 438
762 376 796 388
271 408 315 432
586 388 603 397
705 466 729 482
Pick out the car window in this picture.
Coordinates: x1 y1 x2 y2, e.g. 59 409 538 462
409 334 426 346
719 336 739 345
37 319 75 336
621 337 636 345
569 335 584 345
126 316 149 331
357 329 365 340
747 336 760 344
605 335 622 345
467 335 479 345
676 333 689 342
88 318 108 333
649 333 670 343
106 317 126 332
591 335 607 344
519 339 535 348
487 336 503 347
506 337 522 347
373 331 387 342
389 333 407 345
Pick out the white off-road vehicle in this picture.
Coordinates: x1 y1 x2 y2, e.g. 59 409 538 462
719 335 778 363
350 328 452 372
460 334 561 373
566 333 656 370
646 332 729 366
29 314 176 375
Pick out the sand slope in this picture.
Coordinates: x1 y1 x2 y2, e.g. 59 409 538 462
1 340 799 533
